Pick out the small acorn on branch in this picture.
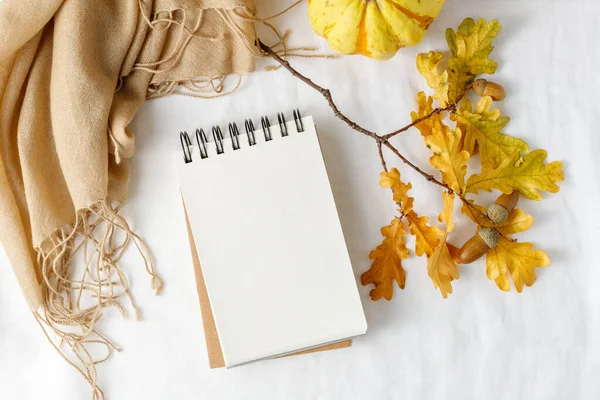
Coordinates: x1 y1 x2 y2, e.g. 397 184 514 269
472 79 506 101
458 192 520 264
487 191 519 224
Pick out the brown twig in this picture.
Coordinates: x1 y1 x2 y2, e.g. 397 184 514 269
258 39 469 143
257 40 378 140
383 83 474 140
377 141 388 172
257 39 479 210
382 140 450 191
383 106 452 140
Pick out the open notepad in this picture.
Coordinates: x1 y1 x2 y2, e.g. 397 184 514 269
174 111 367 367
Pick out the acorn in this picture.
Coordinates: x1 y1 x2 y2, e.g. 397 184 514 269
457 192 519 264
472 79 506 101
487 191 519 224
458 227 500 264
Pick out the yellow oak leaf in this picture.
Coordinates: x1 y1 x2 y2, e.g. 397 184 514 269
410 92 443 138
455 96 529 168
438 192 455 232
446 18 502 74
406 210 443 257
424 121 470 193
483 204 546 292
427 233 460 298
465 150 564 200
446 57 474 104
416 51 449 107
445 18 502 102
495 209 534 236
486 238 550 292
379 168 414 213
361 217 409 301
453 98 477 155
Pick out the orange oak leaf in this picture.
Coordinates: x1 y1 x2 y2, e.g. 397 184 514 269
427 233 460 298
438 192 455 232
424 122 470 193
379 168 414 213
406 210 443 257
410 91 444 138
361 217 409 301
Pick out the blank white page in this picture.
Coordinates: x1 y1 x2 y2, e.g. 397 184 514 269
174 116 367 367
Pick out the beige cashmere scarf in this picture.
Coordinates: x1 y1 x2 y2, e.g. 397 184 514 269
0 0 265 397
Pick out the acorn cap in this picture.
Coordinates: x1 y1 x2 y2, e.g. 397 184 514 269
477 227 500 249
487 203 509 224
472 79 506 101
472 79 488 96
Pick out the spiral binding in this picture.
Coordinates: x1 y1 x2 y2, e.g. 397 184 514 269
277 112 288 137
180 109 305 162
180 131 192 163
245 119 256 146
261 116 272 141
196 128 208 159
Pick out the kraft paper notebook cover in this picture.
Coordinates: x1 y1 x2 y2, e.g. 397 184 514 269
184 209 352 369
175 110 367 368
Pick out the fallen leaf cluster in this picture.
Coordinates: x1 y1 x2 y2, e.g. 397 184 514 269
361 18 563 300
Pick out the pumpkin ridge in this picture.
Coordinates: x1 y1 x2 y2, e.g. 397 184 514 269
308 0 445 60
389 1 434 29
355 3 371 57
374 0 404 50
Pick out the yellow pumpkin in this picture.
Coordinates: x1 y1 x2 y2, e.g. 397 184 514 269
308 0 446 60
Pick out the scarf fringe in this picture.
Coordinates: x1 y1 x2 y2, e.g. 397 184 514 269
33 201 162 400
134 0 336 100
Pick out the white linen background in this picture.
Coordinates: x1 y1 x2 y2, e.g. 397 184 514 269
1 0 598 398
